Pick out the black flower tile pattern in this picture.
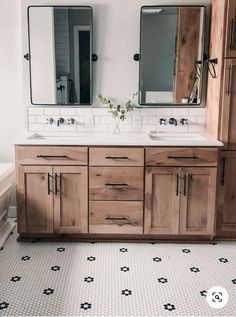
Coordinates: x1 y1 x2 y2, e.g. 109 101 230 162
57 247 65 252
153 257 162 262
10 276 21 282
121 289 132 296
219 258 229 263
120 266 130 272
182 249 191 253
200 290 207 297
51 266 60 271
158 277 168 284
80 302 91 310
84 277 94 283
21 256 30 261
164 303 175 311
43 288 54 295
120 248 128 253
0 228 236 316
190 267 200 273
0 302 9 310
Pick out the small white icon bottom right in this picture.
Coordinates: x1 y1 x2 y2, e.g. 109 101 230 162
206 286 229 309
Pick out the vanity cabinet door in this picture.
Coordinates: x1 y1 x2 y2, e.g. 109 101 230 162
53 166 88 234
144 167 180 235
16 166 54 233
220 59 236 147
179 168 217 236
217 151 236 237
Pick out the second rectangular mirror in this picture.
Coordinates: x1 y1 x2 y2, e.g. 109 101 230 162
139 6 206 106
28 6 93 105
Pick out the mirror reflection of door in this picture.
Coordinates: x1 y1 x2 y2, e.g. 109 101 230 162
73 27 90 104
139 6 205 106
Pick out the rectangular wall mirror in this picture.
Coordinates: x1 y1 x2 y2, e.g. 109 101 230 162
139 6 206 106
28 6 93 105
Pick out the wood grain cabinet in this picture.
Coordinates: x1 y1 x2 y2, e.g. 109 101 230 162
225 0 236 58
145 167 217 236
217 151 236 237
16 146 88 235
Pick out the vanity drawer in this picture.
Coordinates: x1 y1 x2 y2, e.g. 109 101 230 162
89 167 144 201
15 146 88 165
89 201 143 234
146 148 218 166
89 147 144 166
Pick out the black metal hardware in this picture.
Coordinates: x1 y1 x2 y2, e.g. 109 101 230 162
24 53 30 61
57 85 65 92
221 157 226 186
168 156 199 160
105 156 129 160
92 54 98 62
105 183 129 189
133 53 140 61
227 65 233 96
105 216 128 221
169 118 178 126
55 173 61 195
47 173 55 195
57 117 65 127
37 155 69 159
229 18 235 49
180 118 189 125
176 174 179 196
183 174 187 196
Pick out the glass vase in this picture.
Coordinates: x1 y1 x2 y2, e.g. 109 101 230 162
113 117 121 134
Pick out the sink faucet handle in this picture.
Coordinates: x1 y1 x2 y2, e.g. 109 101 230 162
159 118 167 125
180 118 189 125
57 117 65 127
169 118 178 126
46 118 54 125
67 118 75 125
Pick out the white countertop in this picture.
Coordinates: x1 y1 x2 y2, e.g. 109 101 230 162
14 132 224 147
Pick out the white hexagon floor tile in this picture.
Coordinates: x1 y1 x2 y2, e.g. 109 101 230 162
0 226 236 316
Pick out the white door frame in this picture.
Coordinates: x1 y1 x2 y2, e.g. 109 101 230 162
73 25 90 103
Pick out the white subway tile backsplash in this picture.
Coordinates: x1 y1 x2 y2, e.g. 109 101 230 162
28 106 207 135
28 107 44 115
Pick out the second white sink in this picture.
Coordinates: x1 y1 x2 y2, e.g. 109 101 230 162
148 132 207 141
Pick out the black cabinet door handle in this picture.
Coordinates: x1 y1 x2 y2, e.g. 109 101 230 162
183 174 187 196
176 174 179 196
221 157 226 186
168 156 199 160
105 156 129 160
55 173 61 195
37 155 69 159
47 173 55 195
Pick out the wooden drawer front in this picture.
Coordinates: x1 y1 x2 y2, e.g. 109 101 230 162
146 148 218 166
89 201 143 234
89 147 144 166
15 146 88 165
89 167 144 201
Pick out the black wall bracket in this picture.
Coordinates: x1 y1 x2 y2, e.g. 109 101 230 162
133 53 140 61
92 54 98 62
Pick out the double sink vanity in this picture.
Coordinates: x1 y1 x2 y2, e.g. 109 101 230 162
15 132 223 241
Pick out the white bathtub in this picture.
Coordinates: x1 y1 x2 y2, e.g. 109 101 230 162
0 163 15 247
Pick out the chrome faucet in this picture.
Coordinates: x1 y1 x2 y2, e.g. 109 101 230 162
169 118 178 126
57 117 65 127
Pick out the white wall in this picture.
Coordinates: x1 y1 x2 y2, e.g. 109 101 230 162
0 0 24 163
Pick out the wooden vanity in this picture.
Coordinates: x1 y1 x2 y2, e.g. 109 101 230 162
15 145 220 241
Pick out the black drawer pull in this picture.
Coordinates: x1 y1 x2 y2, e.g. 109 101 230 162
168 156 199 160
105 183 129 189
105 156 129 160
105 216 128 221
37 155 69 159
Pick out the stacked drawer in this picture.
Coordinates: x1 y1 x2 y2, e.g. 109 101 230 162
89 148 144 234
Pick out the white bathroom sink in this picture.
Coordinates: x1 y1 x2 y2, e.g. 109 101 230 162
27 133 84 142
148 131 206 141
